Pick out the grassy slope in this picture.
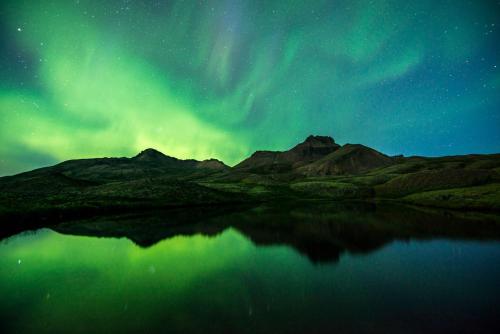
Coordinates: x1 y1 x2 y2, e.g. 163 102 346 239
199 154 500 211
1 154 499 215
0 170 245 218
401 183 500 211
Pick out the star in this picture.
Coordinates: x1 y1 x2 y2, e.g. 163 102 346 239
17 27 22 32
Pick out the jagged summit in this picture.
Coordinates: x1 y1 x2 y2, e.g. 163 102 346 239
303 135 337 146
287 135 341 159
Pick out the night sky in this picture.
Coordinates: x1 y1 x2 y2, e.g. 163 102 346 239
1 0 499 175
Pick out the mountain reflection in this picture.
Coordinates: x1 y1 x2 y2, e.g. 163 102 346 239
48 202 500 264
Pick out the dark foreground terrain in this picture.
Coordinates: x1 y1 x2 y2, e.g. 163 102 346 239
1 135 499 227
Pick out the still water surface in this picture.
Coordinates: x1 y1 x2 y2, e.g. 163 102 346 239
1 203 500 333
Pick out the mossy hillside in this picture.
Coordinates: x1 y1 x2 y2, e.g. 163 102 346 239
401 183 500 211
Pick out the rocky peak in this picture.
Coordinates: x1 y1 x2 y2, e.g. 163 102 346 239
303 135 337 146
133 148 172 161
287 135 340 160
197 158 228 170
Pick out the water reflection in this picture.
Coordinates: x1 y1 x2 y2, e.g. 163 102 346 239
50 202 500 264
1 202 500 333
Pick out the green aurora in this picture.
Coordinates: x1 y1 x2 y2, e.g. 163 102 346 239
1 0 499 175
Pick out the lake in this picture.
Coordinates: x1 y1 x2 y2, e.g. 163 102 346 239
1 202 500 333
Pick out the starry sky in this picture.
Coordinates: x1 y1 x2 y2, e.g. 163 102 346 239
1 0 499 175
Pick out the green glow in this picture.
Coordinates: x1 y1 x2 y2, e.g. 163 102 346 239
2 223 500 332
1 1 247 168
1 0 499 175
0 228 303 332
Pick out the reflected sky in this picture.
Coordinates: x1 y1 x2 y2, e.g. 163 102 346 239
1 227 500 333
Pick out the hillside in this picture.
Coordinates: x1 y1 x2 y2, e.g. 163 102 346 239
1 135 499 222
234 135 341 172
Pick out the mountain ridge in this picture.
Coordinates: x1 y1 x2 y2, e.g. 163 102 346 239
1 135 499 220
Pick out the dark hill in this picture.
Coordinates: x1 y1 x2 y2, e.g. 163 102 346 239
133 148 187 163
298 144 393 176
1 136 499 220
234 135 341 173
41 149 227 183
0 149 235 221
234 136 393 176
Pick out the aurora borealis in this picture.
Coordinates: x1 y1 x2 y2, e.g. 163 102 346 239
1 0 499 175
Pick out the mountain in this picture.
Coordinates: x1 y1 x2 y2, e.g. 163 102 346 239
196 158 228 171
234 135 341 172
298 144 393 176
234 136 394 176
0 149 235 224
38 148 228 183
131 148 227 170
133 148 179 162
0 135 499 223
